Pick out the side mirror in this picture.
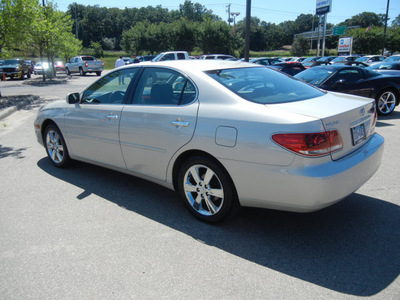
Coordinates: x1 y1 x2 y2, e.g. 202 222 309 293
66 92 80 104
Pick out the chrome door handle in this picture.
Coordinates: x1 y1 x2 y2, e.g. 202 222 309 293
171 119 189 127
106 114 119 120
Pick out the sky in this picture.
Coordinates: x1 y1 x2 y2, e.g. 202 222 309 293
54 0 399 27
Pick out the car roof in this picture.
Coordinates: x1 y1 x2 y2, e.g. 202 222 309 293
119 60 258 73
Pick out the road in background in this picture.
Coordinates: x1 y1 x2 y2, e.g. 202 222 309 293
0 75 399 299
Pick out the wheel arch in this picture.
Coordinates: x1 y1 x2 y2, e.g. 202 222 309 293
40 119 60 143
171 149 238 196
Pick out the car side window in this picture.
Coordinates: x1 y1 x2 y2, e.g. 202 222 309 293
177 53 185 60
337 69 362 83
81 68 138 104
160 54 175 61
133 67 196 105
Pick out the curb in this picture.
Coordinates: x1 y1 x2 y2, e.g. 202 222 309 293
0 96 42 121
0 106 18 120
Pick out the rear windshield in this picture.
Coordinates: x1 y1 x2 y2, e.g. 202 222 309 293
206 67 324 104
82 56 95 61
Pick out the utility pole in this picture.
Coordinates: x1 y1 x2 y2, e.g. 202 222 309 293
226 4 231 26
244 0 251 61
382 0 390 55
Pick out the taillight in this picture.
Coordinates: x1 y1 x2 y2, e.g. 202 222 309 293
85 62 88 67
272 130 343 157
102 62 104 67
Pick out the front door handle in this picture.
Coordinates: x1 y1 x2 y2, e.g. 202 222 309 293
106 114 119 120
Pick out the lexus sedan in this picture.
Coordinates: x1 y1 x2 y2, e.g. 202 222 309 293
34 60 384 223
295 65 400 115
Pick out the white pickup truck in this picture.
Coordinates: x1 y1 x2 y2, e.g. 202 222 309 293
65 56 104 76
152 51 190 62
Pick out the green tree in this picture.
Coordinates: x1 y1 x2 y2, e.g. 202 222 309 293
348 27 383 54
170 19 197 52
291 36 309 56
197 18 232 54
179 1 218 22
339 12 386 28
0 0 37 54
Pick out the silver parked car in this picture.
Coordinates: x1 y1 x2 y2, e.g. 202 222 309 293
34 60 384 223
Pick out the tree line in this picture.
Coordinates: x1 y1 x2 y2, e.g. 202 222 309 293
1 0 399 63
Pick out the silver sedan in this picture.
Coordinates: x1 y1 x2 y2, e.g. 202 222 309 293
34 60 384 223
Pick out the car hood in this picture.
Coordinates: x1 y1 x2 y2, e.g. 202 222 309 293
40 100 66 111
266 92 376 160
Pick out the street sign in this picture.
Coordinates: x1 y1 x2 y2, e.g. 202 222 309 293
333 26 347 36
316 0 332 15
338 37 353 53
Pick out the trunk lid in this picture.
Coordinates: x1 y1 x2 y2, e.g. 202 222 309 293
267 92 377 160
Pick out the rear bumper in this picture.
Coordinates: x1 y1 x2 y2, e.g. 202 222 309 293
226 133 384 212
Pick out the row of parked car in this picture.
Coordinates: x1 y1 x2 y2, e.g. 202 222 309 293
0 58 68 80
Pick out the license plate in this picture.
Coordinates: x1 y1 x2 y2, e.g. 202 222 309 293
351 123 366 145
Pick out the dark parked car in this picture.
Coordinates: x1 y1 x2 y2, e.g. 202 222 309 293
330 55 360 64
268 62 305 76
0 58 31 80
294 65 400 115
301 56 321 68
356 55 385 64
249 57 281 66
367 62 400 75
383 55 400 62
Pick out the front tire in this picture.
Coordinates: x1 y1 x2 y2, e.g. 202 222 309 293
376 89 397 116
177 156 239 223
44 125 71 168
66 68 71 75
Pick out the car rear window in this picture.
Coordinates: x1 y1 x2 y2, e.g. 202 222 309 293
206 67 324 104
82 56 95 61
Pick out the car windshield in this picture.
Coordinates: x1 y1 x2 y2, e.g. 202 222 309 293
368 63 396 70
331 57 345 62
384 56 400 62
356 57 369 62
294 67 335 85
302 57 318 63
3 59 22 65
206 67 324 104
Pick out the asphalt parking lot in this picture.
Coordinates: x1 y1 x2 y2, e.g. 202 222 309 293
0 73 399 299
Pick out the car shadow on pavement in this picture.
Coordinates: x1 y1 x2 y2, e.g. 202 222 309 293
37 157 400 297
376 111 400 127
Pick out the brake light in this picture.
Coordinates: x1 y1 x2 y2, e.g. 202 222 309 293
102 62 104 66
272 130 343 156
85 62 88 67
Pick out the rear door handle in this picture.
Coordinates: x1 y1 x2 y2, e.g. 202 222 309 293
171 118 189 127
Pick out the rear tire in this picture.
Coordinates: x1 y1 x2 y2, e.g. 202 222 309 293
79 68 86 76
376 89 397 116
177 156 239 223
96 71 102 76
